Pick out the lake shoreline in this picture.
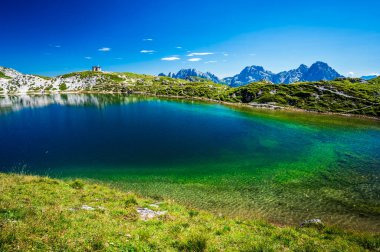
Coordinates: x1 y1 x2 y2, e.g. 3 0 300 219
2 90 380 121
2 172 379 251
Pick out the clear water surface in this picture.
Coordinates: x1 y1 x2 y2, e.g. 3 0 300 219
0 94 379 231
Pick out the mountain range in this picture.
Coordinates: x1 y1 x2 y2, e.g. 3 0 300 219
159 69 221 83
1 63 377 95
159 61 344 86
360 75 379 81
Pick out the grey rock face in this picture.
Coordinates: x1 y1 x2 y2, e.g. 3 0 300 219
223 62 343 86
159 69 223 83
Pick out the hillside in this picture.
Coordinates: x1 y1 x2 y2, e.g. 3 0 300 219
0 173 379 251
229 78 380 116
1 67 379 117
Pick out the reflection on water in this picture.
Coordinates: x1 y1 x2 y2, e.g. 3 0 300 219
0 94 154 113
0 94 379 232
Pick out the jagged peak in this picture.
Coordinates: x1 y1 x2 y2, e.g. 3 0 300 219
310 61 330 68
242 65 266 72
297 64 309 70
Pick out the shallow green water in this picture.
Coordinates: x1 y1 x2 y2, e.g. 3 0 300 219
1 94 379 231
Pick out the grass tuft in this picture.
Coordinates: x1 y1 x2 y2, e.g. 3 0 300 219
0 172 379 251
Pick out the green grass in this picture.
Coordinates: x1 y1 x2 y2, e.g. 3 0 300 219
0 72 11 79
34 75 52 80
0 173 379 251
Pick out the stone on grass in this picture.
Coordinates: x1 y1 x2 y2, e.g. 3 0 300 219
81 205 95 211
137 207 167 220
300 219 324 228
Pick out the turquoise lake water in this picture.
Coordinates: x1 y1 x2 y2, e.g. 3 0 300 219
0 94 379 231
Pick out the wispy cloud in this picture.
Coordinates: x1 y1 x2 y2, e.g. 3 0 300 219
223 53 229 56
161 56 180 61
143 38 153 41
188 58 202 62
176 46 183 49
140 50 155 54
205 60 217 64
49 44 61 48
98 47 111 52
115 57 123 60
84 56 92 60
348 72 355 77
187 52 214 57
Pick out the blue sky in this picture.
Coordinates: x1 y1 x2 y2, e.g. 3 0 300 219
1 0 379 77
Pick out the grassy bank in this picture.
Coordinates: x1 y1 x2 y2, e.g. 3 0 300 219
0 173 379 251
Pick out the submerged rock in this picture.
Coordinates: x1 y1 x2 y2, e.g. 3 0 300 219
300 219 324 228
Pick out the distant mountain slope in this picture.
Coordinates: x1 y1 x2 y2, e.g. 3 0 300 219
361 75 378 81
302 62 342 82
224 66 274 87
273 64 309 84
224 62 343 87
159 69 222 83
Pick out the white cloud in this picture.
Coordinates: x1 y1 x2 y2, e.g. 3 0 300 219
98 47 111 52
370 72 379 76
140 50 155 54
84 56 92 60
188 58 202 62
205 60 217 64
49 44 61 48
223 53 229 56
348 72 355 77
161 56 180 61
176 46 183 49
187 52 214 57
143 38 153 41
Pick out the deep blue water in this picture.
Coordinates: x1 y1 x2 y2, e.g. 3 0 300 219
0 94 379 231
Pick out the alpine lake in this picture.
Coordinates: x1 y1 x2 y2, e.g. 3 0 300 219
1 94 379 232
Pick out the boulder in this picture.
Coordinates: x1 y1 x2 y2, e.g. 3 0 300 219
300 219 324 228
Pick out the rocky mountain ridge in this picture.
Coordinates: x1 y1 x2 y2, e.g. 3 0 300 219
160 62 344 86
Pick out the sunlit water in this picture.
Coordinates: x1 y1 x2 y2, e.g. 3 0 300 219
1 94 379 231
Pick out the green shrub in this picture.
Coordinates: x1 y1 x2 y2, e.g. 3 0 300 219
177 234 208 252
189 209 199 218
59 83 68 91
124 194 138 207
70 179 85 189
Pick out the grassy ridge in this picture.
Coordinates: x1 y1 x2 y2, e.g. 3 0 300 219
229 78 380 116
68 73 380 117
0 173 379 251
